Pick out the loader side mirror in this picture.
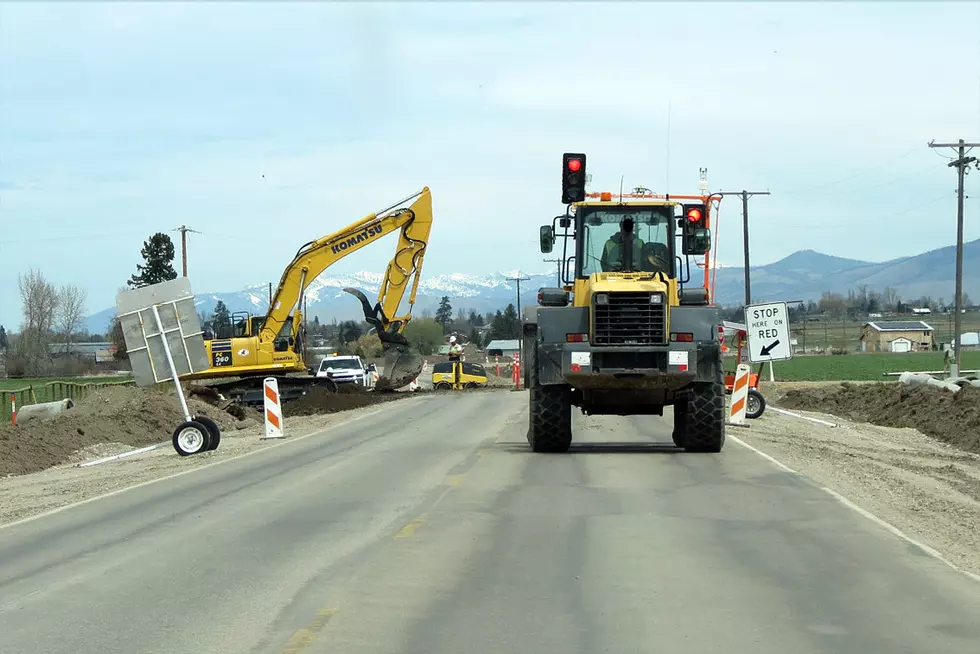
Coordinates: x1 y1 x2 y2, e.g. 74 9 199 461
682 228 711 256
539 225 555 253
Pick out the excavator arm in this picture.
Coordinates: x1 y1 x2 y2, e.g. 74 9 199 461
262 187 433 389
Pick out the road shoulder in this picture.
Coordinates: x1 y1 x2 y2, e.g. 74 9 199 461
736 405 980 580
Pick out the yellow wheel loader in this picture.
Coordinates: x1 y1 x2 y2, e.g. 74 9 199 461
182 188 433 406
523 154 726 453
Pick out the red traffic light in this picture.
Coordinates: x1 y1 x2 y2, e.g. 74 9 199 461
686 207 703 222
567 158 582 172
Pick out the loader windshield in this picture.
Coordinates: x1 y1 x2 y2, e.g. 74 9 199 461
576 206 673 277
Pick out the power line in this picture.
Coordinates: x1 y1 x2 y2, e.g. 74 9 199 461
542 258 562 285
714 190 771 306
173 225 202 278
927 139 980 379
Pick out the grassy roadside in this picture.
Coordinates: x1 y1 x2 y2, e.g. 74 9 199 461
749 351 980 382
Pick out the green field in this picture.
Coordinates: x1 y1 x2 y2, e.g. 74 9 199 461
750 351 980 382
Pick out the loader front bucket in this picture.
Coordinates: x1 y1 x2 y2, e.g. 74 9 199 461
343 287 424 390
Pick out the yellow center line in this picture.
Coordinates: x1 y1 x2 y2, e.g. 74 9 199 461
280 608 338 654
444 474 465 487
394 516 426 539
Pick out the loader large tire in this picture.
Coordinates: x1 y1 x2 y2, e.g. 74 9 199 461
681 360 726 453
527 342 572 453
671 403 687 448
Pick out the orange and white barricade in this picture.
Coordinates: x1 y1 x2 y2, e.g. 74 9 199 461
262 377 284 439
728 364 751 425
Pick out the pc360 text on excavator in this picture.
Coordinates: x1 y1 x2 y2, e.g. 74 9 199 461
523 154 727 453
179 187 434 406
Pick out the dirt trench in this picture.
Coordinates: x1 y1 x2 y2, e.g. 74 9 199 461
0 386 261 478
0 383 425 478
778 381 980 455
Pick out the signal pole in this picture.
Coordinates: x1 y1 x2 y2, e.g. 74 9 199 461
714 190 771 306
927 139 980 378
174 225 202 277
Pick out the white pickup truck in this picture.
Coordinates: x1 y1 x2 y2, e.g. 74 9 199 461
314 354 378 389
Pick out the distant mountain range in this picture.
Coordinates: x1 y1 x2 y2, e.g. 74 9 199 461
82 240 977 334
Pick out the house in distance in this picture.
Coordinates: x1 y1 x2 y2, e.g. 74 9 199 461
859 321 934 353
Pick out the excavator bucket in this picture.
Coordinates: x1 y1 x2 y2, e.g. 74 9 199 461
343 288 424 390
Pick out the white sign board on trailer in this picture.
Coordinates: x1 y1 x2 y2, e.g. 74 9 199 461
115 277 210 388
745 301 793 364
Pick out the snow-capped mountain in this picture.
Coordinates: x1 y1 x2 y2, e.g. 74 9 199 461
83 270 561 334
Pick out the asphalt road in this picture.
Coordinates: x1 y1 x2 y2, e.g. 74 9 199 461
2 390 979 653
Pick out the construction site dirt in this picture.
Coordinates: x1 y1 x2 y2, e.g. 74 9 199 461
0 383 431 479
776 381 980 456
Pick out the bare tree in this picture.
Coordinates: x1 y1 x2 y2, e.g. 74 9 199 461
57 284 87 355
18 269 59 334
15 269 60 375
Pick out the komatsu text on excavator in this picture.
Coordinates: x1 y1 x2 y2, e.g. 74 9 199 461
181 187 433 405
523 154 727 453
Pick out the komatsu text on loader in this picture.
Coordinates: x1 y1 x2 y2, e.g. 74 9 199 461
181 188 433 406
523 154 726 453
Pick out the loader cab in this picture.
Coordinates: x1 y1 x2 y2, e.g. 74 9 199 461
575 204 676 278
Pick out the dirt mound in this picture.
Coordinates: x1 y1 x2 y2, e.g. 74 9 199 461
780 382 980 455
286 385 412 416
0 385 259 478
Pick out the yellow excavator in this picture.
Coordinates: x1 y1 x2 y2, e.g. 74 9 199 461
182 187 433 405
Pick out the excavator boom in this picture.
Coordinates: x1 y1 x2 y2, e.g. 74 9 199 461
184 187 433 397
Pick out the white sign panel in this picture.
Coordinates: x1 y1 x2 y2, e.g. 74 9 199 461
745 301 792 363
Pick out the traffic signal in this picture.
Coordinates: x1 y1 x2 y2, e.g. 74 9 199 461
561 153 587 204
680 203 711 255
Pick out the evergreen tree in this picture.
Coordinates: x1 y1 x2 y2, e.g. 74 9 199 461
435 296 453 329
490 309 506 339
0 325 7 350
340 320 362 343
502 303 520 338
128 232 178 288
211 300 232 337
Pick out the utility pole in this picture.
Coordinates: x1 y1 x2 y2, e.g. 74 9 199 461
927 139 979 379
506 272 531 324
542 258 562 285
507 272 531 362
715 190 771 307
173 225 202 277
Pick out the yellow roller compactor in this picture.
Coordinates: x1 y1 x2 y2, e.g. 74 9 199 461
523 154 727 453
183 188 434 406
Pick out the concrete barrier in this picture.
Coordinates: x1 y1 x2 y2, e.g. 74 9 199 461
16 398 76 424
898 371 961 393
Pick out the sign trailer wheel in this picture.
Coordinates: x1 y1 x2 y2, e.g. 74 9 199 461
194 415 222 451
173 420 212 456
746 388 766 419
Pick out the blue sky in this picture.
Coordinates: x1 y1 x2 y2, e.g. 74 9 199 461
2 1 980 329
